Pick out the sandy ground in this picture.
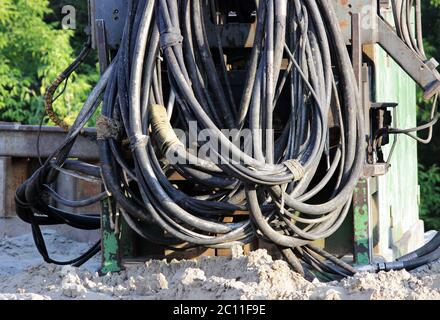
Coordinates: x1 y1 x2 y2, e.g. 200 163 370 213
0 229 439 300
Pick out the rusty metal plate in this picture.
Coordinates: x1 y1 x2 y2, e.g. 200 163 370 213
87 0 378 49
333 0 377 44
90 0 128 50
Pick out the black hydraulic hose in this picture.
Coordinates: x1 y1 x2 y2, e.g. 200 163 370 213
357 231 440 273
279 246 305 276
14 59 113 265
43 185 107 208
397 232 440 262
305 244 357 275
394 246 440 271
360 246 440 273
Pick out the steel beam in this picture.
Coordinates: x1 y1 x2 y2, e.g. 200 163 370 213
376 17 440 99
0 123 99 160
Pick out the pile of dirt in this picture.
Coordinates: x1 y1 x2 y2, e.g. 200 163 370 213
0 230 439 300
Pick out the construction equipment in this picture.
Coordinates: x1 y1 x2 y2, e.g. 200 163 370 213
14 0 440 280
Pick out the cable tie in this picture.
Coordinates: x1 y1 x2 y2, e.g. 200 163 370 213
129 134 149 150
283 159 305 181
150 104 183 153
96 115 121 140
160 27 184 50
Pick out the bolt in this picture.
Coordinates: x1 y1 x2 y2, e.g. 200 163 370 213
426 58 439 70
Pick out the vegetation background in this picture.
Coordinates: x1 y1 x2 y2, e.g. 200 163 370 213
0 0 439 229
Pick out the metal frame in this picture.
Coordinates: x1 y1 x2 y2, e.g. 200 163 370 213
90 12 123 273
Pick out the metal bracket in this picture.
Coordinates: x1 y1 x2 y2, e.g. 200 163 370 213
335 0 440 99
366 102 397 167
363 163 390 177
376 17 440 99
353 178 373 265
100 198 122 275
371 102 397 147
95 19 109 74
89 0 127 50
334 0 378 44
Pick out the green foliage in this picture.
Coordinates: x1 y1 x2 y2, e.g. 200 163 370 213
419 164 440 230
0 0 98 125
430 0 440 7
416 2 440 230
417 1 440 120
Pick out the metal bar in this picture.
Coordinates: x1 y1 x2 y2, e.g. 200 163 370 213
377 17 440 99
362 64 374 165
351 12 373 265
352 13 362 88
95 13 120 274
0 124 99 160
0 157 9 217
95 19 109 74
353 178 372 265
89 0 96 49
100 198 122 274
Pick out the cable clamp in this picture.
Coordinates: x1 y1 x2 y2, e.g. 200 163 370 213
160 27 184 50
96 115 121 140
129 134 149 150
377 262 386 271
283 159 305 181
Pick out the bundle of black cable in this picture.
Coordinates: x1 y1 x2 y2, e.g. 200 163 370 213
15 0 367 279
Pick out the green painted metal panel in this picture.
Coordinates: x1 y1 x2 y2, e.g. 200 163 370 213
373 13 423 259
353 178 370 265
100 198 122 274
